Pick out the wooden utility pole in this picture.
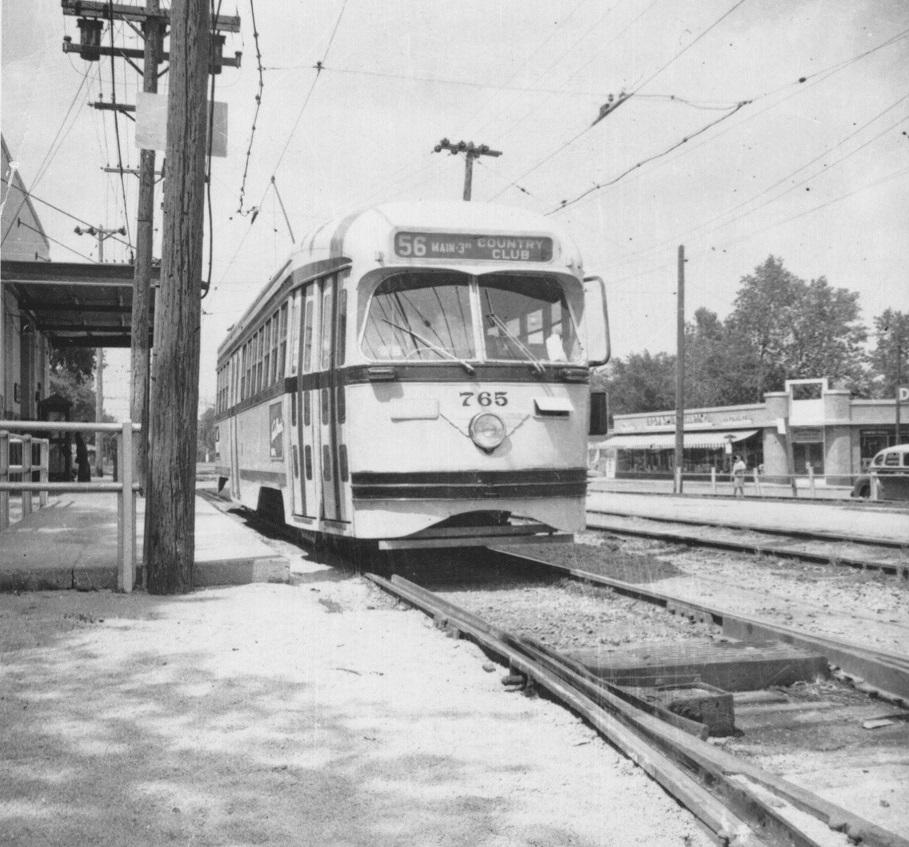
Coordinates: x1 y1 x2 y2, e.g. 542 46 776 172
433 139 502 200
895 329 902 444
63 0 240 496
145 0 210 594
674 245 685 494
130 0 163 494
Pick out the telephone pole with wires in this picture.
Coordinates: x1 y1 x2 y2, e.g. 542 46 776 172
433 139 502 201
62 0 241 497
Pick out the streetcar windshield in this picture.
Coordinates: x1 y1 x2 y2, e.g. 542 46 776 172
361 270 581 364
361 271 476 362
479 273 582 364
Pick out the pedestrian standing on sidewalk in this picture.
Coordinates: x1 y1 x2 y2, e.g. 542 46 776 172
731 454 746 497
75 432 91 482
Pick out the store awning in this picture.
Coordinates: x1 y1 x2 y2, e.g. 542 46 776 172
604 430 759 450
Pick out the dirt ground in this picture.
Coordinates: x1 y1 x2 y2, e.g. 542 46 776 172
0 572 720 847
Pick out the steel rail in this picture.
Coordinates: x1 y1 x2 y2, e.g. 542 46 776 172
367 572 909 847
494 548 909 706
586 506 909 551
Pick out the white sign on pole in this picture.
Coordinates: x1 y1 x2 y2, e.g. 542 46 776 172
135 92 228 157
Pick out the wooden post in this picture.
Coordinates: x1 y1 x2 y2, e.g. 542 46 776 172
145 0 209 594
20 434 32 518
0 430 8 530
752 467 762 498
39 439 49 507
118 423 135 593
674 245 685 494
783 417 798 499
710 466 717 495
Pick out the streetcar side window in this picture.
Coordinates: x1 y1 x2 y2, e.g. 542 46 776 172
270 313 280 383
478 273 581 364
279 303 288 378
302 290 314 373
290 294 300 375
336 288 348 367
361 270 474 361
263 320 272 389
320 286 333 370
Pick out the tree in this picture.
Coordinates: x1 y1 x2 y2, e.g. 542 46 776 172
49 347 95 384
599 350 676 418
48 345 96 421
867 309 909 398
725 256 868 398
197 406 217 461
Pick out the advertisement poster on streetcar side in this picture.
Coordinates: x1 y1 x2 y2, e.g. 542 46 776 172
394 232 553 262
269 402 284 460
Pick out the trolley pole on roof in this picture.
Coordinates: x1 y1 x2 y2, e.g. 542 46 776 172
433 139 502 201
145 0 210 594
674 245 686 494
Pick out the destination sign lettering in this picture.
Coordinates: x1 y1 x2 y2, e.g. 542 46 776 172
394 232 553 262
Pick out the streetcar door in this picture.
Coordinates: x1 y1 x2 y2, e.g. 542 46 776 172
316 274 343 523
295 285 318 518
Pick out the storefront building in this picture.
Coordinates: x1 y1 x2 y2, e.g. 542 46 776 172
596 378 908 486
1 135 52 421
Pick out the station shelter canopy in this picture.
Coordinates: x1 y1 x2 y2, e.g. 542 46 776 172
0 260 158 348
606 430 759 450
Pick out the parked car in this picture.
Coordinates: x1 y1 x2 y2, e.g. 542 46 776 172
851 444 909 500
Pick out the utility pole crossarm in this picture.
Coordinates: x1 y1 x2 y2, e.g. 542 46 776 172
61 0 241 32
433 138 503 201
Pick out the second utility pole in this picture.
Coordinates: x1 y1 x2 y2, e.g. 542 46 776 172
434 139 502 200
131 0 163 493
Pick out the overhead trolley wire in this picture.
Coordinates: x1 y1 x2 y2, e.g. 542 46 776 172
550 25 908 222
550 100 751 214
601 91 909 266
217 0 350 294
486 0 748 203
235 0 265 216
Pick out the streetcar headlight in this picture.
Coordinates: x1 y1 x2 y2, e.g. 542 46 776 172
469 412 506 451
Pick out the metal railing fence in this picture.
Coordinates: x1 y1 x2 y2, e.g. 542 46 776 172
0 421 140 592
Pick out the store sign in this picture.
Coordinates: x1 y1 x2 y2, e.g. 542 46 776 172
394 232 553 262
899 385 909 403
645 412 709 428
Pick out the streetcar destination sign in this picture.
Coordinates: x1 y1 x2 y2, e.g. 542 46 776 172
394 231 553 262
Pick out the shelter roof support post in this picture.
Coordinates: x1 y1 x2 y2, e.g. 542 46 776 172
118 422 135 593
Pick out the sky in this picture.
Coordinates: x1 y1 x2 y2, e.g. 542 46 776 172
2 0 908 419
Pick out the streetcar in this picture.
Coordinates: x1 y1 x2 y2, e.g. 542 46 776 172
214 200 609 548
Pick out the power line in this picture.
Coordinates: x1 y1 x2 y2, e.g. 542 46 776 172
0 180 134 252
1 71 91 246
106 9 132 248
550 100 751 213
235 0 265 216
485 0 747 201
605 94 909 266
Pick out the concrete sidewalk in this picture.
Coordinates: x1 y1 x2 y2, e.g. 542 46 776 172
0 492 288 591
587 489 909 545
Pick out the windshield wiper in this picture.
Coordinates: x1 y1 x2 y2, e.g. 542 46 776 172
486 313 545 375
382 319 476 375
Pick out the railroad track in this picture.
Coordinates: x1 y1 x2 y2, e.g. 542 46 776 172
585 508 909 578
367 550 909 847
